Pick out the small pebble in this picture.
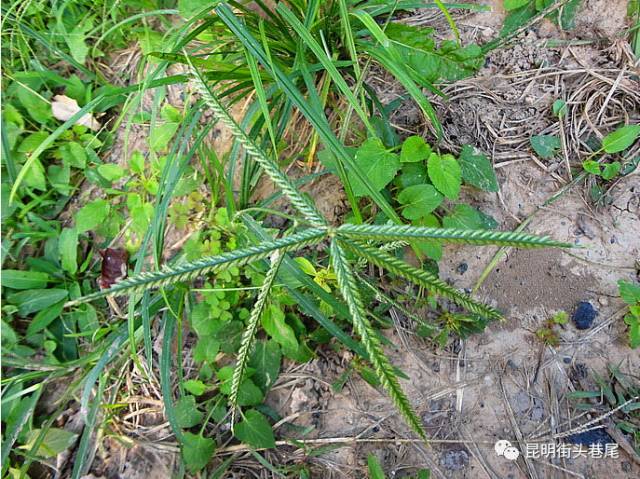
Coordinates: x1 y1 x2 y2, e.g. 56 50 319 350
563 357 571 364
598 297 609 306
566 428 612 446
456 262 469 275
572 301 598 330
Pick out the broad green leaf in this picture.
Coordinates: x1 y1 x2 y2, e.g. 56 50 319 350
624 312 640 349
97 164 127 182
442 204 497 230
59 227 78 275
193 337 220 363
602 125 640 153
7 289 68 316
262 304 298 352
395 163 428 189
427 153 461 199
75 199 110 233
58 142 87 169
397 184 443 220
183 379 207 396
458 145 499 192
582 160 601 175
294 257 317 276
504 0 529 10
601 162 621 180
175 396 204 428
66 22 91 64
26 301 65 336
367 454 385 479
1 270 51 290
236 379 264 406
618 280 640 305
349 138 400 197
553 99 567 117
22 428 77 458
18 132 49 153
149 122 179 152
181 432 215 473
129 151 145 174
249 340 281 392
191 303 217 337
234 409 275 449
23 158 46 191
400 136 431 163
17 86 51 124
178 0 211 18
530 135 561 159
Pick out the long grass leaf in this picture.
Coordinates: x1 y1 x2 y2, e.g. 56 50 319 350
330 239 426 439
353 10 443 138
216 3 403 225
276 4 375 135
192 66 326 225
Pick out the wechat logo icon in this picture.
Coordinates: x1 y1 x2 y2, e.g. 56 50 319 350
495 440 520 461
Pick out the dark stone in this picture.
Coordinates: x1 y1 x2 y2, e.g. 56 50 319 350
456 262 469 275
572 301 598 330
565 428 613 446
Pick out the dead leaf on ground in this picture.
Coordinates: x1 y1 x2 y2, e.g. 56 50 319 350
51 95 101 131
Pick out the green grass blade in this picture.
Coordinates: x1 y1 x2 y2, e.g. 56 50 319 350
230 251 283 426
330 239 427 440
67 228 328 304
341 239 502 321
71 376 106 479
216 3 404 225
433 0 461 44
353 10 443 138
245 47 279 155
160 310 183 441
276 3 375 136
192 66 326 225
0 385 42 474
337 223 573 248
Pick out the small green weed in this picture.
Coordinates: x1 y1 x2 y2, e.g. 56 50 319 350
619 279 640 349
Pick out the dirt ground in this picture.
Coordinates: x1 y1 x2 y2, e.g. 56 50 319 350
84 1 639 478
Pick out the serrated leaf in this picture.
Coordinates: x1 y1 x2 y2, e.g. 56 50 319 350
262 304 298 352
442 204 497 230
183 379 207 396
602 125 640 153
1 270 51 290
601 162 621 180
400 136 431 163
58 142 87 169
175 396 204 428
618 280 640 305
458 145 499 192
428 153 461 199
75 199 110 233
397 184 443 220
504 0 530 10
349 138 400 197
7 289 68 316
249 340 281 392
582 160 601 175
22 428 77 458
530 135 561 159
181 432 215 473
97 164 127 182
234 409 275 449
59 228 78 275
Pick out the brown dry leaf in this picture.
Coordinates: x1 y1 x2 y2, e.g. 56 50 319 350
51 95 101 131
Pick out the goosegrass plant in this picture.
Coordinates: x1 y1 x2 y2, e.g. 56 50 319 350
65 70 570 453
1 1 578 475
